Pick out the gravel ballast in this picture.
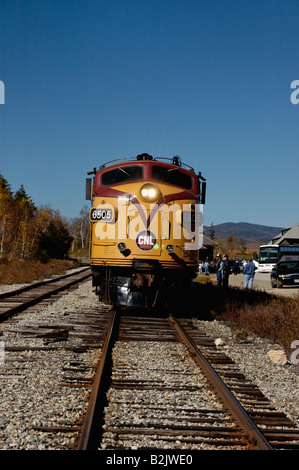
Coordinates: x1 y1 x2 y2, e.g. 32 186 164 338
0 280 105 450
0 279 298 450
193 319 299 427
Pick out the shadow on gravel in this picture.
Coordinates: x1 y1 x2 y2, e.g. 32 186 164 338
165 281 277 321
116 280 279 322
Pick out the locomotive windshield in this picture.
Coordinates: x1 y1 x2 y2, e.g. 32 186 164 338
151 165 193 189
101 165 143 186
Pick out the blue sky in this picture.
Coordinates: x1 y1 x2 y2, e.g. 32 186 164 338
0 0 298 229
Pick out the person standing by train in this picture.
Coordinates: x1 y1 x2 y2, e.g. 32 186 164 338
203 258 210 275
243 258 256 290
221 254 230 288
216 254 222 286
198 260 203 274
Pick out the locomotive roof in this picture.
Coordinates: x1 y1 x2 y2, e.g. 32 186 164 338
88 154 202 177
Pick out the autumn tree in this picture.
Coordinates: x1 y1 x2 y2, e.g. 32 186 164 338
238 238 247 257
69 206 89 254
12 185 37 259
214 234 239 258
225 235 238 255
0 174 74 262
0 175 14 259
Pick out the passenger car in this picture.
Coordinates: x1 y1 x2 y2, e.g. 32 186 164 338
270 260 299 288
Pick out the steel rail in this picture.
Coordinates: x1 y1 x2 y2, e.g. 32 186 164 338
76 309 118 450
0 268 91 320
0 266 90 300
168 314 274 451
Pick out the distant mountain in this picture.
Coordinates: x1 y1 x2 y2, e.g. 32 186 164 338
204 222 283 244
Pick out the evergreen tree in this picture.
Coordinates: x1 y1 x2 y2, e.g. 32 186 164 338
13 185 37 258
14 185 36 217
38 219 73 259
209 222 215 239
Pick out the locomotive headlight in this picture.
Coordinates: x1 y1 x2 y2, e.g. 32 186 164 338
140 183 161 202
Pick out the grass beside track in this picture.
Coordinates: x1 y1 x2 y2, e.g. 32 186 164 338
193 274 299 356
0 259 79 284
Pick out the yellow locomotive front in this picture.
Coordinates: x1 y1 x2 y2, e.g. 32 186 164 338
86 154 206 308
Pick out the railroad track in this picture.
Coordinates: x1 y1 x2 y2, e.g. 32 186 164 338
0 279 112 450
77 311 299 451
1 276 297 451
0 267 91 321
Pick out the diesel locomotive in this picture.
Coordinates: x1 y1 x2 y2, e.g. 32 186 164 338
86 153 206 309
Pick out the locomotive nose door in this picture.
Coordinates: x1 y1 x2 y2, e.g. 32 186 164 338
135 229 158 252
129 204 162 256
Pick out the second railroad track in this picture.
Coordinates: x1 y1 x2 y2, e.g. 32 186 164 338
0 267 91 321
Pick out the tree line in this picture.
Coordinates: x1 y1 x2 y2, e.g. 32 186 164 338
0 175 254 263
208 222 249 258
0 174 89 262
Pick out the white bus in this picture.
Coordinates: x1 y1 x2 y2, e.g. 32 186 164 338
258 244 299 272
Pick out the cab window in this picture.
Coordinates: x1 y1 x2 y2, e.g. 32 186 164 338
101 166 143 186
151 165 193 189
